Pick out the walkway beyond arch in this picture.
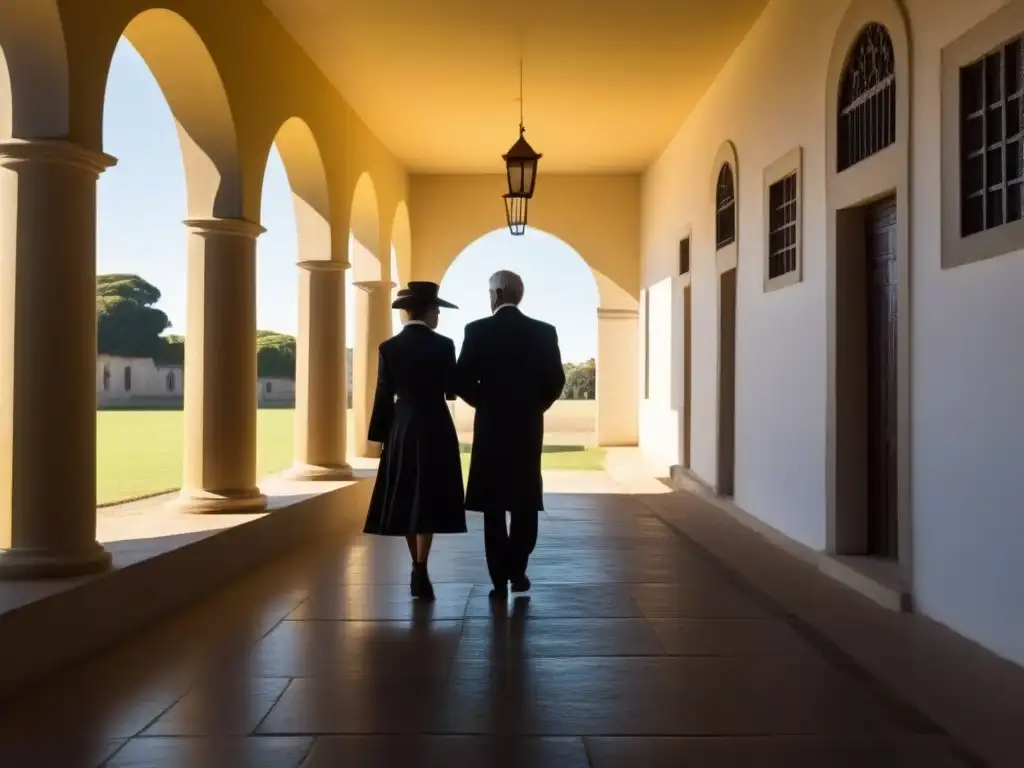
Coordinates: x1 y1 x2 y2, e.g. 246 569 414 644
432 219 637 448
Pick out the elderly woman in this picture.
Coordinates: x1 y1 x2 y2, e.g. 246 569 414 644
363 281 466 600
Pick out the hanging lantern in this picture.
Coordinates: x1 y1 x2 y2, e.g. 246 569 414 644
499 59 541 235
503 193 528 236
503 128 542 199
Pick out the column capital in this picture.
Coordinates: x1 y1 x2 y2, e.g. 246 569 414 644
0 138 117 176
597 307 640 320
183 217 266 239
297 259 349 273
353 279 396 293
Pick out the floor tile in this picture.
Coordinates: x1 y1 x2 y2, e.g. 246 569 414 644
465 585 643 618
303 735 591 767
647 618 820 657
455 618 665 659
247 619 463 679
436 657 926 736
0 736 125 768
289 583 473 620
630 583 773 618
105 736 313 767
256 677 447 734
583 735 973 767
143 677 291 735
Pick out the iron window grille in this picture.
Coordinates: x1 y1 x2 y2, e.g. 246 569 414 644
838 22 896 172
959 36 1024 237
767 172 798 280
715 165 736 249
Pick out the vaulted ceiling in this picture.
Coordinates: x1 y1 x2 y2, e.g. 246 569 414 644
262 0 769 173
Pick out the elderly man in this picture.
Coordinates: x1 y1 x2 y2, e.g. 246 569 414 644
456 270 565 598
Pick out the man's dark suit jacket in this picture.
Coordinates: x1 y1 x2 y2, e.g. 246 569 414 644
456 306 565 513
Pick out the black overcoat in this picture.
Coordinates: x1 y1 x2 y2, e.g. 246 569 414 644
456 307 565 513
363 324 467 536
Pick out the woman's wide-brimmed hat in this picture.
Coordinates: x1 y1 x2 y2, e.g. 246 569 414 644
391 281 458 310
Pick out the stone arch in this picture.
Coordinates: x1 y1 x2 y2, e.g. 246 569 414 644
432 226 625 313
349 171 381 280
100 9 242 218
0 1 70 139
390 201 411 287
441 225 601 304
261 116 332 263
437 225 636 445
824 0 912 596
711 140 740 273
711 140 740 496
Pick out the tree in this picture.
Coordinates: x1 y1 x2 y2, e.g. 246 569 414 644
97 274 172 359
561 358 596 400
257 330 297 378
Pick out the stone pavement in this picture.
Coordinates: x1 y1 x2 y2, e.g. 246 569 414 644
0 472 981 767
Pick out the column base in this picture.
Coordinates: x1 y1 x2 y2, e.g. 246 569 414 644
284 462 355 481
171 487 269 514
0 541 113 580
354 442 382 460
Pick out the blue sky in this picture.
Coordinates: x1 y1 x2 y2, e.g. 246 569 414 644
99 40 597 363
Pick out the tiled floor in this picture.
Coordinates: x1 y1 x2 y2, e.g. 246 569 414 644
0 488 979 767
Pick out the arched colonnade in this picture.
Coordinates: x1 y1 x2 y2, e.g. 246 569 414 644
0 1 407 578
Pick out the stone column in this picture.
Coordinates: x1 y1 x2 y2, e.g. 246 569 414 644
289 260 353 480
351 280 394 458
596 307 640 447
175 218 267 513
0 139 115 578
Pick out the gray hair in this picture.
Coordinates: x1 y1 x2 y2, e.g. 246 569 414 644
488 270 525 304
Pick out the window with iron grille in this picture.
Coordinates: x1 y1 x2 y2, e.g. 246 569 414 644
679 237 691 275
959 36 1024 237
768 172 798 281
715 165 736 249
838 23 897 172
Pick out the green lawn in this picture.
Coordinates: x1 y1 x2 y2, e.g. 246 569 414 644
96 409 605 506
96 409 295 505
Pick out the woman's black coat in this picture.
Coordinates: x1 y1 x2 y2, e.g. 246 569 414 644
363 324 466 536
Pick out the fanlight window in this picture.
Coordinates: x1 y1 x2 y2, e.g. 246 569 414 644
838 22 896 172
715 164 736 250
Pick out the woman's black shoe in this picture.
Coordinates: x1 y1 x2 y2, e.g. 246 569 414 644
412 563 435 601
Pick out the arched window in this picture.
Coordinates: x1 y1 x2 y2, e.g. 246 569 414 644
102 365 111 391
166 370 175 392
838 22 896 172
715 164 736 250
124 366 132 392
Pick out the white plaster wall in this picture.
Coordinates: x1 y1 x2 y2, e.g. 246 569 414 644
641 0 839 548
641 0 1024 666
258 377 296 404
638 278 679 462
906 0 1024 667
97 355 182 401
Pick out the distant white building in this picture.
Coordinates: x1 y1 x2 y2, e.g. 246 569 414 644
257 377 295 405
97 354 183 407
97 349 352 408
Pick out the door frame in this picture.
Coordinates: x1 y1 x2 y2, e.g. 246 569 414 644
712 140 739 497
864 196 900 559
825 0 913 596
